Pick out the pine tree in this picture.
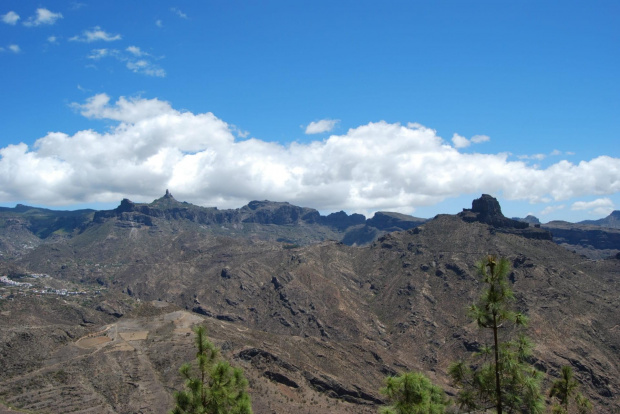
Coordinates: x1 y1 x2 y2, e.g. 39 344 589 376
379 371 449 414
171 326 252 414
449 255 544 414
549 366 593 414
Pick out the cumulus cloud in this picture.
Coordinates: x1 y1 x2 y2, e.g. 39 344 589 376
451 133 490 148
571 198 614 216
2 11 20 25
155 19 163 28
305 119 339 134
451 134 470 148
24 8 63 27
8 44 20 53
1 94 619 212
70 26 121 42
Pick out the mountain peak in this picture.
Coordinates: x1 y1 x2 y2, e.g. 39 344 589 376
149 190 186 208
460 194 529 230
471 193 504 218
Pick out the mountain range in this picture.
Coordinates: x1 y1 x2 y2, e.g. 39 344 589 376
2 190 619 259
0 193 618 413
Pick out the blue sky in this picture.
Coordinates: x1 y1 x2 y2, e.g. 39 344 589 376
1 1 619 222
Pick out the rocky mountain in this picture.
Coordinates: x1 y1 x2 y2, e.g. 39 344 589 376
0 194 618 413
513 214 541 225
4 191 620 259
0 204 94 259
0 191 430 268
511 210 620 259
579 210 620 229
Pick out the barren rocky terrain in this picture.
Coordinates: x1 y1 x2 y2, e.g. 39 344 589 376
0 194 619 413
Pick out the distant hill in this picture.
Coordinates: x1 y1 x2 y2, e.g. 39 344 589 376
510 210 620 259
579 210 620 229
513 214 541 225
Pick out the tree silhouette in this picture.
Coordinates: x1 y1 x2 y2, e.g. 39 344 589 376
171 326 252 414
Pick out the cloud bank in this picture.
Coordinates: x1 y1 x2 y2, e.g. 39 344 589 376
1 95 619 213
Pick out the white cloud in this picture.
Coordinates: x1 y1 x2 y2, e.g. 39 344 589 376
1 94 619 212
451 133 490 148
540 205 565 216
155 19 163 28
231 125 250 139
471 135 490 144
2 11 20 25
126 46 147 57
86 47 165 77
70 3 86 11
518 153 546 161
571 198 614 216
451 133 470 148
87 48 114 59
305 119 339 134
8 44 20 53
47 35 59 44
24 8 63 27
126 60 166 77
171 8 188 19
70 26 121 42
73 94 174 123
